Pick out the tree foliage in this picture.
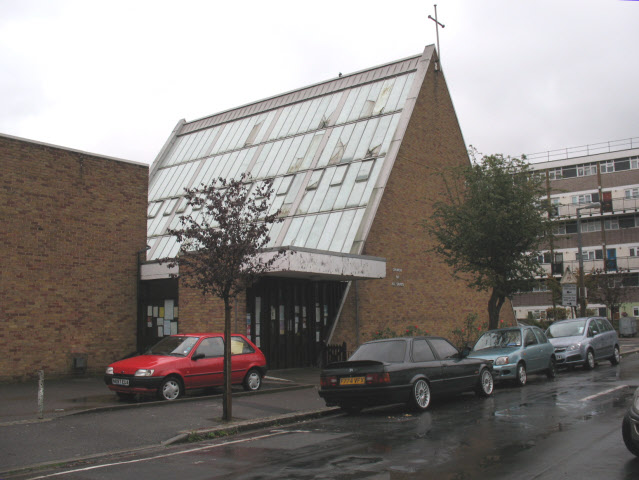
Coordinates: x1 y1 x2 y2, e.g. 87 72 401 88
163 173 283 420
426 148 554 329
585 268 633 318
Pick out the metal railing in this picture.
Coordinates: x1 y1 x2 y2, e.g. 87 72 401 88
527 137 639 163
538 255 639 277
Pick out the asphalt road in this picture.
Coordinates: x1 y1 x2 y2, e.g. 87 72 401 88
7 353 639 480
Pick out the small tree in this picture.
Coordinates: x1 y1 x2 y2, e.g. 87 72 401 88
426 148 554 330
164 174 283 421
585 268 633 321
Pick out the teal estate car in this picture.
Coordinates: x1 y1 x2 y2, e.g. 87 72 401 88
468 326 556 386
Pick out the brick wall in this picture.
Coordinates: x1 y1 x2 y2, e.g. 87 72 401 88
332 60 515 350
0 134 148 381
179 279 247 334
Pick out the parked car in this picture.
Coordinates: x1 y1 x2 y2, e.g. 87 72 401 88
545 317 620 369
622 386 639 457
104 333 267 401
467 325 556 386
318 336 494 414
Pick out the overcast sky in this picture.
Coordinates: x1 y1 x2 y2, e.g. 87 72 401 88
1 0 637 165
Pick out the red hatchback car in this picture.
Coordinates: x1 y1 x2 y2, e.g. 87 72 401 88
104 333 267 401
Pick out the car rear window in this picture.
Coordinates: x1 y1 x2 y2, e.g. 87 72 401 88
349 340 407 363
546 320 586 338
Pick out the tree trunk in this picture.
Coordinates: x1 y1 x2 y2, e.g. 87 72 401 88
222 297 232 421
488 289 506 330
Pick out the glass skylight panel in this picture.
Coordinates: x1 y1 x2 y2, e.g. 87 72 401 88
289 101 312 137
293 215 316 247
333 164 360 210
250 142 274 179
217 120 242 153
302 96 328 133
356 160 374 182
226 148 254 181
373 79 394 115
331 164 348 186
341 122 367 163
255 140 283 179
336 88 360 125
283 173 304 205
282 216 304 246
265 220 284 248
276 103 302 140
354 118 381 160
315 211 342 251
346 84 373 123
316 126 343 168
308 169 333 213
320 182 341 212
384 73 412 112
342 208 365 253
305 213 330 249
276 137 300 177
277 175 294 196
210 122 234 156
299 132 324 172
346 177 367 208
360 158 383 206
148 200 164 218
307 169 323 190
380 113 401 155
329 209 356 252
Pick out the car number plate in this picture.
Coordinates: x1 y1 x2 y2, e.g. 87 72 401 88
340 376 365 386
112 378 130 386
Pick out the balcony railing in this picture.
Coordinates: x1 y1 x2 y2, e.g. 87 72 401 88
538 255 639 277
527 137 639 163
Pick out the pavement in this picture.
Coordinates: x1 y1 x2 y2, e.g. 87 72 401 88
1 337 639 477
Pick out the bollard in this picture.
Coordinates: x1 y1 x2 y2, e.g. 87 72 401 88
38 369 44 419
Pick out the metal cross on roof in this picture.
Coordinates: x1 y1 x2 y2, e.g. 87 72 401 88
428 4 445 71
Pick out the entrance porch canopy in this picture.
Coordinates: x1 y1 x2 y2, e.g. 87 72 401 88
140 247 386 281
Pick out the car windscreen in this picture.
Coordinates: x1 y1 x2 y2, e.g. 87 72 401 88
546 320 586 338
145 336 199 356
473 330 522 350
349 340 407 363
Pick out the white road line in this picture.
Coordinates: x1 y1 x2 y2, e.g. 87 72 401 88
28 430 297 479
580 385 627 402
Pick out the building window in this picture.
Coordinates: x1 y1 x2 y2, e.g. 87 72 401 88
581 219 601 232
601 161 615 173
625 188 639 199
577 164 597 177
605 218 619 230
633 307 639 317
572 193 593 204
619 215 637 229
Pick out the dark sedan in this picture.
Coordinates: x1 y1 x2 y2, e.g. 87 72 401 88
318 336 494 413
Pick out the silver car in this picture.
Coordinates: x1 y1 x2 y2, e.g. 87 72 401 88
545 317 620 369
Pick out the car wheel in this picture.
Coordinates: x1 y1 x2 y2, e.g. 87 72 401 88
546 357 557 379
610 345 621 366
584 349 596 370
243 369 262 391
158 376 182 401
622 414 639 457
341 405 363 414
409 378 431 411
515 363 527 387
475 368 494 397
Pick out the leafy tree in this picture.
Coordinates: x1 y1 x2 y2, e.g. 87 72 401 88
426 148 554 330
585 268 633 320
163 174 283 421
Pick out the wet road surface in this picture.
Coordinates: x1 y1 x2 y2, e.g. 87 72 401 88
9 355 639 480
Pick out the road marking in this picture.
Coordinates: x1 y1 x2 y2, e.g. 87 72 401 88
264 375 294 382
580 385 627 402
28 430 297 479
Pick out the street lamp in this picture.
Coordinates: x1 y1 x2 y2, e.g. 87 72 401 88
577 202 601 317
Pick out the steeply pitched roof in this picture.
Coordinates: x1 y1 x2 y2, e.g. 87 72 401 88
147 46 435 263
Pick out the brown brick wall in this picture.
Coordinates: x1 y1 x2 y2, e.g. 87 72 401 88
179 280 247 334
0 135 148 381
332 60 515 351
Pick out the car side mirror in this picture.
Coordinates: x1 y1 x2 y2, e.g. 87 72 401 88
461 346 471 358
192 353 205 361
